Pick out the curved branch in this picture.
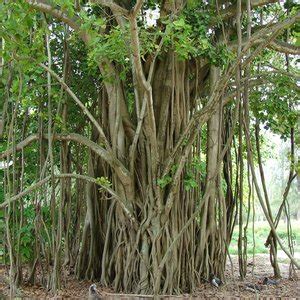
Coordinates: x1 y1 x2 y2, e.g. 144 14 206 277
90 0 129 16
265 64 300 79
216 0 277 23
0 134 39 159
223 74 299 104
265 40 300 55
0 133 131 183
132 0 144 16
25 0 91 43
0 173 137 224
25 0 79 30
40 63 111 151
243 110 300 269
230 39 300 55
0 176 50 209
228 15 300 55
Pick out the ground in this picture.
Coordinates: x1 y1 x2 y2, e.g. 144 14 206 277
0 255 299 299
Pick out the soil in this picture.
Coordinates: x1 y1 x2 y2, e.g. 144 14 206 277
0 255 299 299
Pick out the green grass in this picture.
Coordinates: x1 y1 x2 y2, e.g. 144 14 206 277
229 220 300 256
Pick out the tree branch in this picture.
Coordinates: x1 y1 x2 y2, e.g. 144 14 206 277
129 17 150 91
26 0 133 137
0 133 131 184
0 173 137 224
25 0 91 43
229 38 300 55
0 134 38 159
132 0 144 16
90 0 129 16
40 63 111 151
162 11 299 177
265 64 300 79
263 39 300 55
216 0 277 23
25 0 79 30
0 176 50 209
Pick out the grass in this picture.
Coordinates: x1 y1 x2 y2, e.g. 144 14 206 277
229 220 300 257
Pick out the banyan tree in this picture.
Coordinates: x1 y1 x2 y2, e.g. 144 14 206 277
0 0 299 296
